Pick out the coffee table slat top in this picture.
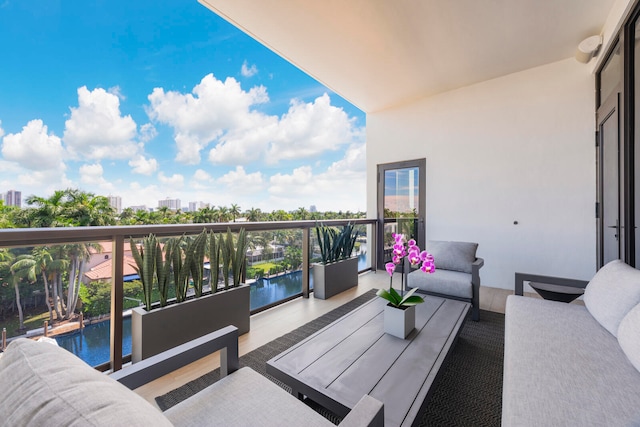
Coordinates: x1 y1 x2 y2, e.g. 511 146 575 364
266 295 470 427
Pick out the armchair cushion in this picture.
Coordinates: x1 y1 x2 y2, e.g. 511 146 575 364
584 260 640 337
407 269 473 299
427 241 478 274
165 367 334 427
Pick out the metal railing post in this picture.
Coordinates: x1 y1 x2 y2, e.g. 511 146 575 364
43 320 48 337
371 222 377 272
302 227 310 298
110 235 124 372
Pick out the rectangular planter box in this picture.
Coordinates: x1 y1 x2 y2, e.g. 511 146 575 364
131 284 250 362
312 257 359 300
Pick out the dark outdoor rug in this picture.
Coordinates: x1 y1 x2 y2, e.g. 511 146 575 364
156 290 504 427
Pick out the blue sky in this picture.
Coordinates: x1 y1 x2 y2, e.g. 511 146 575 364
0 0 366 213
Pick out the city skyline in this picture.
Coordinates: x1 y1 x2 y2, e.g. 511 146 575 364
0 1 366 213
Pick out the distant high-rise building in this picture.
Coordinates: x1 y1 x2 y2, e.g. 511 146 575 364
158 198 181 211
189 201 210 212
4 190 21 207
309 205 317 213
107 195 122 214
129 205 148 212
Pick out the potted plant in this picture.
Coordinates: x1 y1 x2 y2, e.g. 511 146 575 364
129 228 250 362
377 233 435 339
312 222 359 299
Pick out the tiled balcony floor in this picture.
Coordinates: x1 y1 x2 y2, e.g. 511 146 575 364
134 271 580 406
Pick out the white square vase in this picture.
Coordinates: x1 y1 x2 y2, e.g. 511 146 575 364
384 304 416 339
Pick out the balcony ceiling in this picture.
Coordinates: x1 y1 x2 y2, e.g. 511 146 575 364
199 0 615 113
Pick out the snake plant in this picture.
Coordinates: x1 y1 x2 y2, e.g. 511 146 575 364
315 223 357 265
130 234 158 310
219 227 248 291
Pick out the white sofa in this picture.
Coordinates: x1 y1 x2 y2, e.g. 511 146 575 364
502 260 640 426
0 326 384 426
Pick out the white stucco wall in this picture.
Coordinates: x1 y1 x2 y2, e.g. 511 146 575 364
367 58 596 289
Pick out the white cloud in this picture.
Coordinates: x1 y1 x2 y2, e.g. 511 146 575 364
241 61 258 77
193 169 213 182
267 94 359 162
0 120 4 138
208 93 363 166
218 166 265 193
157 171 185 188
139 123 157 143
268 166 315 197
129 155 158 175
79 162 116 192
147 73 269 165
64 86 138 160
189 169 215 190
108 85 125 100
1 119 65 170
146 74 363 169
265 143 366 212
327 142 366 173
17 170 72 195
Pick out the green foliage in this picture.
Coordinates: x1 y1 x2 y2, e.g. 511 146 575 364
129 234 158 310
170 235 189 303
284 246 302 270
79 280 144 317
185 230 207 297
315 222 357 265
219 227 248 290
246 267 263 280
209 232 221 292
156 238 172 306
230 228 248 289
376 286 424 308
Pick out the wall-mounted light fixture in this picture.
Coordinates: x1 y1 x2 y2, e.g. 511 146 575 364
575 35 602 64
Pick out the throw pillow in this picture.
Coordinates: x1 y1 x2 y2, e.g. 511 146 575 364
0 338 172 426
426 240 478 274
618 302 640 373
584 260 640 337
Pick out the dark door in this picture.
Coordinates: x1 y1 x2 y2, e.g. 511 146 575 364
376 159 426 270
597 91 623 267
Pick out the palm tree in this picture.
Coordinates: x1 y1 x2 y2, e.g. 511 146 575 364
25 190 67 227
62 243 101 319
1 249 25 330
119 207 135 224
9 247 55 322
295 207 308 220
48 245 69 319
246 207 262 222
193 206 216 223
64 189 116 226
133 209 150 224
230 204 241 222
217 206 230 222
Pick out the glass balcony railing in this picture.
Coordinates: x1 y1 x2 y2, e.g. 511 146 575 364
0 219 377 372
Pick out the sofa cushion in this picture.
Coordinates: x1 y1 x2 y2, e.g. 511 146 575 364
165 367 333 427
0 338 172 427
583 260 640 336
426 241 478 274
406 268 472 299
503 295 640 426
618 303 640 373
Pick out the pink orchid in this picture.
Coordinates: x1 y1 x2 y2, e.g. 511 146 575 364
385 262 396 277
